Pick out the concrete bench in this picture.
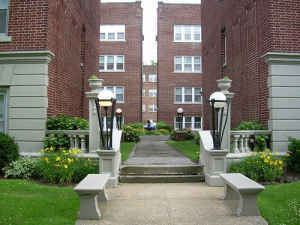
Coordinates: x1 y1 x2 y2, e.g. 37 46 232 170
74 174 110 220
220 173 265 216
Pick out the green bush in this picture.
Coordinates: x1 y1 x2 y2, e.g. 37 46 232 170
156 121 172 131
122 125 141 142
158 129 170 135
36 148 98 184
3 157 38 179
286 137 300 173
229 151 284 182
233 118 269 152
127 122 144 129
0 133 19 173
184 128 195 140
45 115 89 150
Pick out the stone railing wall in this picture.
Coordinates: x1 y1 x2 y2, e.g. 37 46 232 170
230 130 271 153
46 130 89 153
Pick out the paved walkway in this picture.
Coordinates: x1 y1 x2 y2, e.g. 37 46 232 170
75 183 268 225
123 135 196 165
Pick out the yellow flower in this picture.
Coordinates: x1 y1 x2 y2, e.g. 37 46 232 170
54 164 60 167
50 146 54 151
87 158 91 161
266 148 270 152
56 156 61 161
286 153 291 157
40 149 44 153
275 152 279 155
274 161 278 166
44 157 49 163
64 165 68 169
67 158 73 164
267 156 271 160
280 167 283 170
279 160 283 165
270 161 273 165
264 159 269 163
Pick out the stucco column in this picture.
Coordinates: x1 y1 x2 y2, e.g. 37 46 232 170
216 79 234 152
85 79 103 152
264 52 300 152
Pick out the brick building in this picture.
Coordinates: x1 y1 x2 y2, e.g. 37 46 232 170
202 0 300 152
142 65 157 123
0 0 100 152
157 1 203 130
98 0 143 124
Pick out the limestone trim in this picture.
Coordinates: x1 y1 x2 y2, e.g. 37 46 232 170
263 52 300 64
0 51 55 64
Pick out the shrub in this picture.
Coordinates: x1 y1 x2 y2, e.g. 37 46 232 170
127 122 144 129
233 118 269 152
183 128 195 140
156 121 172 132
89 75 99 79
122 125 141 142
228 151 284 182
0 133 19 173
158 129 170 135
3 157 38 179
45 115 88 150
286 137 300 173
36 148 98 184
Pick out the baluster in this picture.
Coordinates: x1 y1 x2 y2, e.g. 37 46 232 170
244 134 250 152
74 135 79 149
240 135 245 153
80 135 87 153
69 135 74 149
233 134 240 153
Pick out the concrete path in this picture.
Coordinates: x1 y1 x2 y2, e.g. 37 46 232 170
75 183 268 225
123 135 197 165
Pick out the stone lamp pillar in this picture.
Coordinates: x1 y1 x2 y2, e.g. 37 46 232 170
216 78 235 152
85 78 103 152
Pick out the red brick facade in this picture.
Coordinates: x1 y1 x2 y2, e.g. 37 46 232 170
157 2 202 128
202 0 300 129
98 1 143 124
142 65 157 123
2 0 100 119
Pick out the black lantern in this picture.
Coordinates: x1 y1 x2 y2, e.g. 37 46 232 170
116 108 123 130
177 107 184 131
95 89 116 150
209 91 229 150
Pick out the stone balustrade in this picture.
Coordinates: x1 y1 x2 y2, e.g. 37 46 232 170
46 130 89 153
230 130 271 153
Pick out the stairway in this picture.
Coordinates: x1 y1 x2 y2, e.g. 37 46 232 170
119 164 204 183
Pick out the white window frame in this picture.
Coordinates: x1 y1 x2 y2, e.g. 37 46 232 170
0 0 12 42
0 89 7 133
149 89 157 97
174 87 202 104
100 24 125 41
142 74 146 82
174 56 202 73
149 104 157 112
148 74 157 82
174 116 202 131
99 86 125 103
142 88 146 97
99 55 125 72
173 25 201 42
142 104 146 112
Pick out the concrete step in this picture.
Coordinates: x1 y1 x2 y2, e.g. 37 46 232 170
119 174 205 183
120 165 203 175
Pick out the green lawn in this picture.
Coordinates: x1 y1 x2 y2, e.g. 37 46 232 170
258 182 300 225
168 140 200 162
0 179 78 225
120 142 136 161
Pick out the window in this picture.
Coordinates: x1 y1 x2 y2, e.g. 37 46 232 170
149 89 157 97
149 104 157 112
174 116 202 130
174 56 202 73
149 74 157 82
142 74 146 82
173 25 201 42
0 0 9 35
142 104 146 112
99 55 124 72
142 88 146 97
0 91 7 133
100 25 125 41
174 87 202 104
99 86 124 103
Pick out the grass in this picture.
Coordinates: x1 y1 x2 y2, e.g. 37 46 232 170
120 142 136 161
167 140 200 162
0 179 78 225
258 182 300 225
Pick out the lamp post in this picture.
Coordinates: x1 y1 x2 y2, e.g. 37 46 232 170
116 108 123 130
95 89 116 150
209 91 229 150
177 107 184 131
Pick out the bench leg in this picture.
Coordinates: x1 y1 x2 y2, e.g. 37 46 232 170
237 194 261 216
98 189 108 201
78 193 101 220
223 184 239 200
